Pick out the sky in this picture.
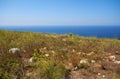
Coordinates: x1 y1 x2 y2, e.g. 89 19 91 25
0 0 120 26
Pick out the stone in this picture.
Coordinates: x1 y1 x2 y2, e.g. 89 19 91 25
29 57 34 63
102 75 105 78
65 63 73 70
74 66 78 71
109 55 116 61
91 60 96 63
80 59 88 64
72 49 75 52
87 52 94 56
29 57 37 63
26 72 32 77
62 38 67 42
114 61 120 64
43 47 47 50
77 52 81 55
9 48 20 54
45 53 49 57
97 73 101 76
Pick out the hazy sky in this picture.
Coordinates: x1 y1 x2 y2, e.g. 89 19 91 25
0 0 120 26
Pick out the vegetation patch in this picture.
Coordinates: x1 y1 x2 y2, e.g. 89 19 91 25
0 30 120 79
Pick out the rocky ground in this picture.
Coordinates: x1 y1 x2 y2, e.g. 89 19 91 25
0 30 120 79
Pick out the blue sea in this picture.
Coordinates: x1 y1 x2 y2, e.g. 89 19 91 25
0 26 120 38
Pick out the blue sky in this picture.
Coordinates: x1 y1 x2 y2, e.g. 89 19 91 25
0 0 120 26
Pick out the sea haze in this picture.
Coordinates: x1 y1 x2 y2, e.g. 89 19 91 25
0 26 120 38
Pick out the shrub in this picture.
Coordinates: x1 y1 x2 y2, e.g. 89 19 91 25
0 30 120 79
69 33 73 37
0 53 24 79
32 60 67 79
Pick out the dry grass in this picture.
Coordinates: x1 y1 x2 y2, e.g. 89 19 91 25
0 30 120 79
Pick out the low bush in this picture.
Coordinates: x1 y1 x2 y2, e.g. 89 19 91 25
32 60 67 79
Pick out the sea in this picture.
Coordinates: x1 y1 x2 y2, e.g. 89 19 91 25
0 26 120 38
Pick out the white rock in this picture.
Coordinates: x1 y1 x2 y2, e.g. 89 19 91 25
29 57 34 63
78 52 81 55
51 51 55 56
115 51 119 54
91 60 96 63
109 55 116 61
72 49 75 52
9 48 20 54
74 66 78 70
97 73 101 76
102 75 105 78
114 61 120 64
43 47 47 50
68 63 73 66
87 52 94 56
45 54 49 57
51 50 55 54
80 59 88 64
65 63 73 70
26 72 32 76
62 38 67 42
82 53 86 55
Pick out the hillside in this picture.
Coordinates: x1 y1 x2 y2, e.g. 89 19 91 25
0 30 120 79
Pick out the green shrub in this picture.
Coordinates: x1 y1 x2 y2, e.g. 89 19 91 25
69 33 73 37
0 53 24 79
32 59 67 79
